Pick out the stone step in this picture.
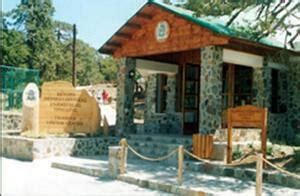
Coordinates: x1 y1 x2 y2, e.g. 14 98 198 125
126 134 192 145
126 137 259 161
51 156 109 177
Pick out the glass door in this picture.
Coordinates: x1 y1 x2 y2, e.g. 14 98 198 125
183 64 200 135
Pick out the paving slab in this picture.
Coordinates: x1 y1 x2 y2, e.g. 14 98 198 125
51 156 300 195
1 157 171 196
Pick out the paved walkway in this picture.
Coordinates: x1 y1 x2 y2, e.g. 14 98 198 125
1 157 171 196
51 156 300 195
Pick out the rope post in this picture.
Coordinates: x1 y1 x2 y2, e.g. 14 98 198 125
177 145 184 185
256 154 263 196
119 138 127 174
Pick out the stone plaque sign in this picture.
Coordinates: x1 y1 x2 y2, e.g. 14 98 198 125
39 81 101 134
22 83 40 136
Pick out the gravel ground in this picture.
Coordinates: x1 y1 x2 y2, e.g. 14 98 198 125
0 157 171 196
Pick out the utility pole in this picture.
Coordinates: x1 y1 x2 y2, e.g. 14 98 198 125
72 24 77 87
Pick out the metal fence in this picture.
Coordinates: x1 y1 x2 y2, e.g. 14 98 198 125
0 65 40 110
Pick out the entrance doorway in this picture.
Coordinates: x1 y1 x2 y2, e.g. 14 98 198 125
222 63 254 126
182 64 200 135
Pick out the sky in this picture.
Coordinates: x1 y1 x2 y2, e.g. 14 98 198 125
2 0 299 50
2 0 147 49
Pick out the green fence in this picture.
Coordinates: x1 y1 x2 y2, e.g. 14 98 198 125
0 65 40 110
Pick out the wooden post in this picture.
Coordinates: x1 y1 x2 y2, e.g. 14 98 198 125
261 108 268 168
256 154 263 196
119 138 127 174
177 145 184 185
227 108 233 164
72 24 77 87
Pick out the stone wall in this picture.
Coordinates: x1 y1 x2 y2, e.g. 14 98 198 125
143 74 182 134
1 136 118 161
287 59 300 142
252 64 270 107
199 46 223 134
260 55 300 143
1 111 22 131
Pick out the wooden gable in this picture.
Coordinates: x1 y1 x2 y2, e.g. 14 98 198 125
101 4 229 58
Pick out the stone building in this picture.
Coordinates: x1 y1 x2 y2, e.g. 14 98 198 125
99 1 300 143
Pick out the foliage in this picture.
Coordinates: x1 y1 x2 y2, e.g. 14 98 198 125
294 149 300 164
168 0 300 48
0 28 30 68
267 144 274 156
1 0 118 86
99 56 119 82
232 145 243 160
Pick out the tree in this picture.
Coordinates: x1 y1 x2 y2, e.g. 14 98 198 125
172 0 299 48
2 0 119 85
99 56 119 82
0 11 30 67
9 0 61 81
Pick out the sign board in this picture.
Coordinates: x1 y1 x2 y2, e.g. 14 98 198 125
227 105 267 164
39 81 101 134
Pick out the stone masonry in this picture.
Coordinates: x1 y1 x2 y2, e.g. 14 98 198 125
287 58 300 141
199 46 223 134
116 58 136 135
1 136 118 161
1 111 22 131
143 74 182 134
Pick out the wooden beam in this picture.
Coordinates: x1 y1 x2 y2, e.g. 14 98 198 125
126 22 141 29
106 41 122 47
115 32 132 39
99 48 113 54
136 13 153 19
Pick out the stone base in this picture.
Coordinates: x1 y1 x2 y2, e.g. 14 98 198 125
1 111 22 131
1 136 118 161
214 128 261 142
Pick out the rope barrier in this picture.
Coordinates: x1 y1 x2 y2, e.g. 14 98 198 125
119 138 300 181
262 157 300 180
127 143 178 162
183 149 257 166
183 149 212 164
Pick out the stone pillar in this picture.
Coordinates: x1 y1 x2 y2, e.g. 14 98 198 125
166 74 176 113
252 58 271 108
21 83 39 137
116 58 136 135
144 74 158 133
199 46 223 134
108 146 127 178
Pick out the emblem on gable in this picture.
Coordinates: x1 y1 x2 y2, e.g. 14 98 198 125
155 21 170 42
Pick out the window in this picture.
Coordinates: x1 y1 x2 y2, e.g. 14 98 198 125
156 74 168 113
271 69 287 113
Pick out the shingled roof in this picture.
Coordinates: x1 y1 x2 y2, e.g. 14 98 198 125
99 0 290 55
